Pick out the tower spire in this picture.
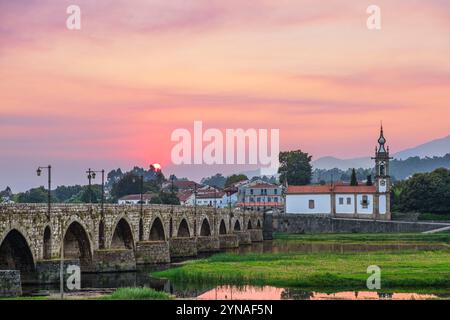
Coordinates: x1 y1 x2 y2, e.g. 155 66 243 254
377 122 387 153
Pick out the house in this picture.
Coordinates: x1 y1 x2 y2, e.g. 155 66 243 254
285 126 392 220
118 192 158 205
237 180 284 212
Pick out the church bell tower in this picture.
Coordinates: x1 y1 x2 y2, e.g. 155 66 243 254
372 124 392 219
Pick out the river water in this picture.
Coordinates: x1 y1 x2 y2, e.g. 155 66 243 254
22 241 450 300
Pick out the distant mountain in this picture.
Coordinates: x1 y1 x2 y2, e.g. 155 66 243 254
313 134 450 170
393 135 450 160
312 156 372 170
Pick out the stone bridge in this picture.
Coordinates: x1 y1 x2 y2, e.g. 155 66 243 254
0 204 264 285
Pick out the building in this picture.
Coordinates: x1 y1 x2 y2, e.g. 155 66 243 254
118 192 158 205
285 126 392 220
237 180 284 212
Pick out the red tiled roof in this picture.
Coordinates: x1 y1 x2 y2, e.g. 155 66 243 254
286 185 377 194
237 202 283 207
334 185 377 193
196 191 225 199
119 193 157 201
287 185 333 194
177 190 194 202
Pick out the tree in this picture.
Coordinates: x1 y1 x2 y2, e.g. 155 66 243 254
350 169 358 186
201 174 226 188
392 168 450 215
224 174 248 188
14 187 49 203
159 191 180 205
278 150 312 185
366 175 373 186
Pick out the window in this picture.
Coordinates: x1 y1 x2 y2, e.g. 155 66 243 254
257 197 261 202
362 195 369 208
268 197 272 202
274 189 278 195
309 200 315 209
250 197 254 202
274 197 278 202
347 197 352 205
339 197 344 205
250 189 254 195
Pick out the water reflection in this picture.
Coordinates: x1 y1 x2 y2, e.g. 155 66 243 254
197 285 443 300
20 240 449 299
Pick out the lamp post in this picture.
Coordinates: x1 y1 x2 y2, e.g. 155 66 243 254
132 174 144 216
86 169 105 210
37 165 51 220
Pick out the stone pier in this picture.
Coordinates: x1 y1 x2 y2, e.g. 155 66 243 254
93 249 136 273
235 231 252 245
219 234 239 249
135 241 170 265
249 229 264 242
0 270 22 297
197 236 220 253
169 237 198 258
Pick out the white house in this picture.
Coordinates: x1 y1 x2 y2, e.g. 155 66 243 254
118 193 157 205
285 126 392 220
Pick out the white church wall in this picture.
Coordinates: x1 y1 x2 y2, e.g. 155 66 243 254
335 194 355 214
286 194 331 214
379 195 387 214
356 194 374 214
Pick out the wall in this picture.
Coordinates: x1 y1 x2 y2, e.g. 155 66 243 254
273 214 450 234
0 270 22 297
285 194 331 214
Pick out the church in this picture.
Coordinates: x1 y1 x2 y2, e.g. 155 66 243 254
285 126 392 220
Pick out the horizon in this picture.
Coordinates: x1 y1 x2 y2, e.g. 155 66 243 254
1 1 450 191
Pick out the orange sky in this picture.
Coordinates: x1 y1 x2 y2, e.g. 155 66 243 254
0 0 449 190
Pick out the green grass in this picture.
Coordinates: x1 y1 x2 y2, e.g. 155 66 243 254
273 232 450 245
153 249 450 290
100 287 173 300
418 213 450 221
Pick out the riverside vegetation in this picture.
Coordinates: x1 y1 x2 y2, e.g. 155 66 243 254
153 233 450 292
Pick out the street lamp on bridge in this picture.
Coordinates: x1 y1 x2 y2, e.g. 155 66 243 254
37 165 51 220
86 169 105 212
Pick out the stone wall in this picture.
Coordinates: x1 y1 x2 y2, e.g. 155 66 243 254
273 214 450 234
92 249 136 273
135 241 170 264
169 237 198 258
196 236 220 253
36 259 80 284
235 231 252 245
249 229 264 242
0 270 22 297
219 234 239 249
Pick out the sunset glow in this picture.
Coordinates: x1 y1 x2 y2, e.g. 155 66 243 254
0 0 449 190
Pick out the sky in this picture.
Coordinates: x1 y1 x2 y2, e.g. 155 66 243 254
1 0 449 191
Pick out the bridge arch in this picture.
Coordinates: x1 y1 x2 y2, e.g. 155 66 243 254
234 219 241 231
257 219 261 229
177 218 191 238
219 219 227 235
200 218 212 236
43 225 52 260
0 229 35 274
63 221 92 271
111 217 135 250
149 217 165 241
247 219 253 230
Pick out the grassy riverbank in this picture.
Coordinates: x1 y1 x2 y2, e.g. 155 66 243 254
273 232 450 244
101 287 173 300
153 233 450 291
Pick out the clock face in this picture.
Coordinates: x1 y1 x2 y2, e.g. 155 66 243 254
380 180 386 186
